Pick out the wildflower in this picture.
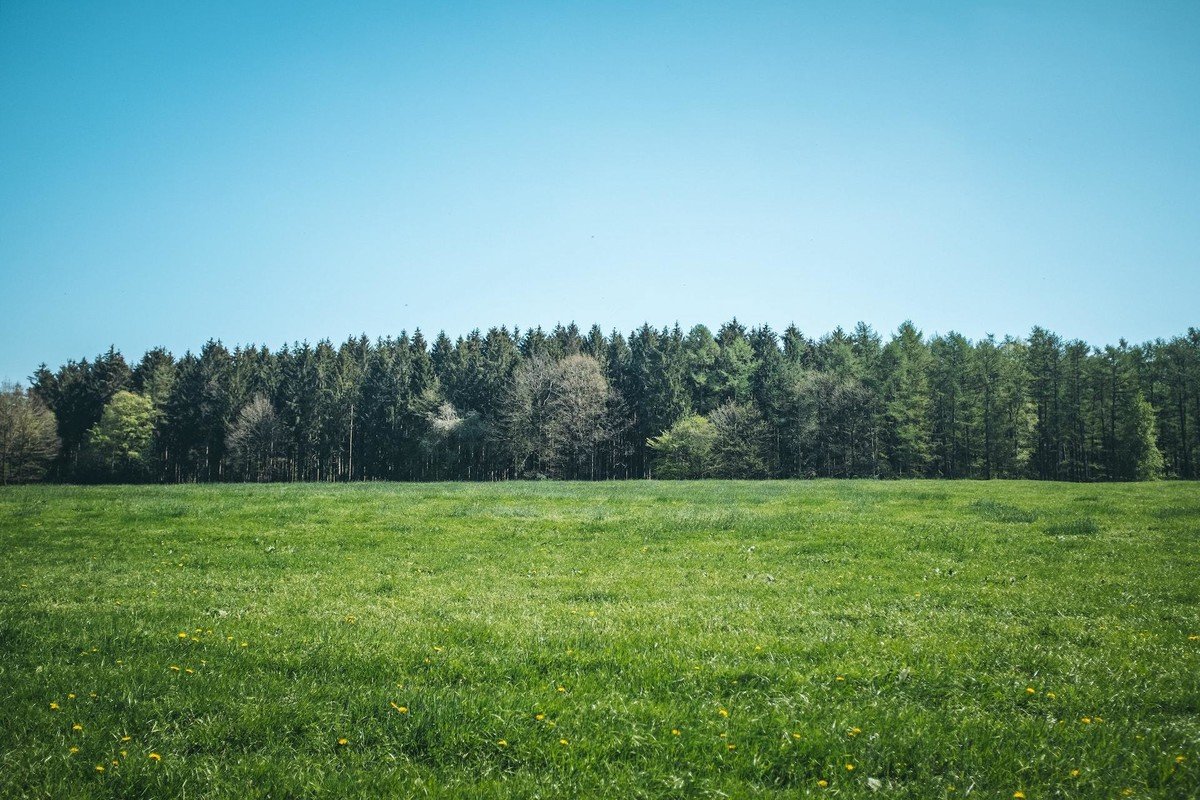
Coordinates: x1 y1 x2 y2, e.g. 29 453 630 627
433 646 444 653
792 732 802 740
557 686 566 693
148 753 161 761
178 632 188 639
846 763 855 771
95 765 105 773
1013 793 1025 799
1025 687 1036 695
170 665 180 672
848 727 862 737
535 713 545 721
1122 790 1133 797
69 746 79 754
835 676 845 682
120 736 131 742
337 738 349 746
1189 635 1199 641
184 668 194 674
817 779 828 787
559 738 569 746
89 692 97 698
1046 692 1056 699
73 724 83 731
727 743 736 750
718 708 729 717
1177 756 1186 764
1070 769 1080 777
67 693 76 699
49 702 59 711
240 642 248 648
1081 717 1092 724
120 750 127 758
111 759 119 766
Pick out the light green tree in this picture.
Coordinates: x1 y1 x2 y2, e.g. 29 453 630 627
87 390 156 475
648 414 716 478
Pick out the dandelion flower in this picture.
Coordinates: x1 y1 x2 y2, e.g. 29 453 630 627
337 738 349 746
148 753 161 762
95 765 105 773
169 665 180 672
120 750 127 758
49 702 59 711
184 668 194 674
1070 769 1080 777
792 732 802 740
557 686 566 693
718 708 729 718
848 727 862 737
1176 755 1186 764
69 746 79 754
559 738 569 746
497 739 508 747
817 779 828 787
846 763 855 771
535 713 545 721
1025 687 1036 695
67 693 76 699
727 743 736 751
73 724 83 731
121 736 131 742
1081 717 1092 724
1014 793 1025 799
671 729 681 736
178 632 187 639
111 759 119 766
1122 790 1133 797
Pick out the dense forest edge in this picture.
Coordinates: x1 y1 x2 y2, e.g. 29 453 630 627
2 320 1198 484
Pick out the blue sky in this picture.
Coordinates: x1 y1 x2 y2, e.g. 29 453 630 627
1 1 1197 382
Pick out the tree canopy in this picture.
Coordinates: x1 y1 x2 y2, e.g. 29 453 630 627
23 322 1199 483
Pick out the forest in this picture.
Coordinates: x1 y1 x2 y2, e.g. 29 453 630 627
2 320 1198 484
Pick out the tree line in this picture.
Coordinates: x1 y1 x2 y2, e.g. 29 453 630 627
2 321 1197 484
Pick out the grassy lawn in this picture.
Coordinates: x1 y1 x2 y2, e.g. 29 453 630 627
1 480 1198 798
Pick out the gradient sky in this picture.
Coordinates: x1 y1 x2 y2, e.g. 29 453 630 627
1 1 1197 382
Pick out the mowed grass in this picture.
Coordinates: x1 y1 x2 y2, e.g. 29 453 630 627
1 481 1198 799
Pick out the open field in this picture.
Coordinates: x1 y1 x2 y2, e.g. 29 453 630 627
1 481 1198 799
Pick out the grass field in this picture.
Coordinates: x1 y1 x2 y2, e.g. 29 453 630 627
1 481 1198 799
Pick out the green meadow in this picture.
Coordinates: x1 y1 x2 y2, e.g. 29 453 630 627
1 481 1197 799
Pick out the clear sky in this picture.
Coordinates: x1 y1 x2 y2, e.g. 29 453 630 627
1 1 1197 383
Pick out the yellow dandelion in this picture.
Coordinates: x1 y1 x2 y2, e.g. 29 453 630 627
177 632 187 639
89 692 97 698
67 693 76 699
671 729 681 736
120 750 127 758
72 724 83 731
95 765 105 773
184 668 194 674
1070 769 1080 777
433 646 444 653
1081 717 1092 724
559 738 569 746
1189 634 1199 641
240 642 248 648
817 779 828 787
535 713 545 721
727 743 736 750
497 739 508 746
718 708 729 717
111 759 119 766
835 675 845 682
1013 793 1025 799
792 732 802 740
49 702 59 711
337 738 349 746
557 686 566 693
148 753 161 761
1025 687 1036 695
121 735 131 742
1176 755 1186 764
848 726 862 737
69 746 79 754
846 763 855 771
1122 790 1133 797
1046 692 1056 699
